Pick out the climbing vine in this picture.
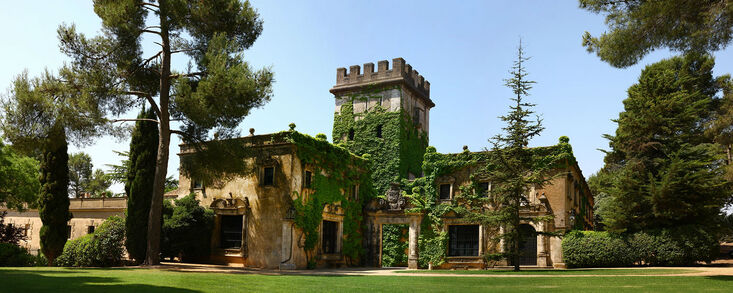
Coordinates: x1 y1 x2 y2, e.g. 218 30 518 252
380 224 409 267
284 130 374 267
402 137 578 267
332 85 427 195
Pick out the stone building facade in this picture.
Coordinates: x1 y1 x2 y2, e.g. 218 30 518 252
2 58 593 270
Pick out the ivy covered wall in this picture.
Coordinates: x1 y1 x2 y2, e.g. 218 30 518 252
332 85 428 196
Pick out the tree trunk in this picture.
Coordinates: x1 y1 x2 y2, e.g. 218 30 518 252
144 1 171 266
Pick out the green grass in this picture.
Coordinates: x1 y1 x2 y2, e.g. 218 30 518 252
0 267 731 293
394 268 699 275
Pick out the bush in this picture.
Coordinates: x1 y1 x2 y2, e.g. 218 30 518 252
161 194 214 261
56 216 125 267
562 226 719 268
0 243 44 266
562 230 635 268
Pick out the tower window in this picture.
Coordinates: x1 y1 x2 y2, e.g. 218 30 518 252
439 184 452 200
348 128 355 141
87 225 95 234
376 125 383 138
478 182 490 197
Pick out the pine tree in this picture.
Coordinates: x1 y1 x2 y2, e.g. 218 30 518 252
125 107 159 263
38 124 72 265
455 42 556 271
602 54 731 232
57 0 273 265
580 0 733 68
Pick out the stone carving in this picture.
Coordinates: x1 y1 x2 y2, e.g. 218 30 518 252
379 182 405 211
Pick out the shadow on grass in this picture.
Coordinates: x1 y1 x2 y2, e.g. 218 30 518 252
705 276 733 281
0 269 200 292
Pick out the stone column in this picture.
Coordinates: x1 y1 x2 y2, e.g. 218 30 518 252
537 222 548 267
408 217 420 269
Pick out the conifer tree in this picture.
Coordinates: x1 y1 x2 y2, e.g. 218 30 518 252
125 107 159 263
580 0 733 68
602 54 731 232
38 124 72 266
57 0 273 264
455 42 556 271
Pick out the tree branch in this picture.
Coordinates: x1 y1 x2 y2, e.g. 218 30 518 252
110 118 160 124
123 90 162 119
142 29 162 36
169 72 205 79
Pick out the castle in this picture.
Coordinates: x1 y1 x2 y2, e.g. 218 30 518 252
1 58 593 269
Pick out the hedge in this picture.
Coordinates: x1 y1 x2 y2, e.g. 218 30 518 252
0 243 45 267
56 216 125 267
562 226 718 268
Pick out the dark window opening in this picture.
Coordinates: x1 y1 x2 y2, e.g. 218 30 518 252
220 215 243 249
376 125 383 138
192 179 203 189
304 171 312 188
348 128 355 141
87 226 95 234
67 225 72 239
449 225 479 256
351 185 358 200
263 166 275 186
413 108 421 125
322 220 338 254
478 182 490 197
23 224 30 237
439 184 451 200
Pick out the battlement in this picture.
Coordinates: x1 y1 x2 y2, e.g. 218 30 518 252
331 58 432 105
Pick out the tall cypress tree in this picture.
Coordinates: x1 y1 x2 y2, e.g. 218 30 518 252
38 124 72 265
125 107 159 263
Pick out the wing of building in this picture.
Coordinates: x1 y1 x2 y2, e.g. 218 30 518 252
1 58 593 270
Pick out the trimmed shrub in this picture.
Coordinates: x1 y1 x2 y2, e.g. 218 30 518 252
0 243 38 266
562 230 635 268
56 216 125 267
563 226 719 268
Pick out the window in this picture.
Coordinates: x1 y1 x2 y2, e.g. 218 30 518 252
376 125 383 138
348 128 355 141
67 225 72 239
439 184 451 200
87 226 95 234
351 185 359 200
322 220 338 254
413 107 421 125
23 224 30 237
192 179 203 189
478 182 490 197
304 171 312 188
448 225 479 256
220 215 243 249
263 166 275 186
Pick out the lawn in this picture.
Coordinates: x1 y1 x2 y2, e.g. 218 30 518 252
0 267 732 293
394 268 699 275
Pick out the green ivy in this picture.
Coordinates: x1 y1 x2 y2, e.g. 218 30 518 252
284 130 373 266
381 224 409 267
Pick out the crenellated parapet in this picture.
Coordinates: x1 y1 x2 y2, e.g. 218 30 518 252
331 58 434 107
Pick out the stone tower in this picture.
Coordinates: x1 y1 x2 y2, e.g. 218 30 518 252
330 58 435 194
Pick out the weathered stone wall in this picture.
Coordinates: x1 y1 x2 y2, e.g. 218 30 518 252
1 197 126 255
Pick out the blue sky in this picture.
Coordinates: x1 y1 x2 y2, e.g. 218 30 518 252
1 1 732 193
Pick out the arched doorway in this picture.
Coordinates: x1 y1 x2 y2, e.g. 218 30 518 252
517 224 537 266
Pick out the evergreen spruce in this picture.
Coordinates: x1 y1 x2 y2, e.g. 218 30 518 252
125 108 159 263
456 42 556 271
38 124 72 266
